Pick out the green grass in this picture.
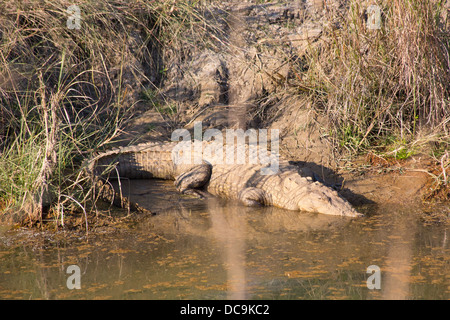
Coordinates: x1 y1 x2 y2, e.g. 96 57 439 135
141 88 160 107
383 137 416 160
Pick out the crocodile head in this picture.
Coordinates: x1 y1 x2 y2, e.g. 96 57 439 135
296 188 363 217
283 175 363 217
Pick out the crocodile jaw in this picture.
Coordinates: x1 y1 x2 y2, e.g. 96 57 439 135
297 191 363 217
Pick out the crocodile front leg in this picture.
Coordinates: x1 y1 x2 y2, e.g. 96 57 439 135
238 187 272 207
174 162 213 199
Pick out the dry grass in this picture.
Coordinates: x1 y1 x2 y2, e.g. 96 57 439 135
0 0 212 225
301 0 450 154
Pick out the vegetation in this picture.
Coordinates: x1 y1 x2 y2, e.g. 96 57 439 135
0 0 210 225
302 0 450 155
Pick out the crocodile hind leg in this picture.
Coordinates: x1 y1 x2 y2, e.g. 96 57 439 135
174 162 212 199
238 187 272 207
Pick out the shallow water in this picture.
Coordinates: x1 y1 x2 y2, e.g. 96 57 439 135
0 180 448 299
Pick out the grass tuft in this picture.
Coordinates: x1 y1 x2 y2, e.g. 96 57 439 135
300 0 450 154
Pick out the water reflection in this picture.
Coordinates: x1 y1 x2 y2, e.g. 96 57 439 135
382 213 417 299
0 179 448 299
208 200 248 299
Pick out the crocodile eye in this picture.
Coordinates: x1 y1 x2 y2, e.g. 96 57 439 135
319 195 332 204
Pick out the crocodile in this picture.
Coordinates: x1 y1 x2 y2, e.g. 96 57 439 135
85 140 362 217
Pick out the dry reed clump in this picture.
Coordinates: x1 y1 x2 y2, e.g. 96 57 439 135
0 0 210 226
301 0 450 154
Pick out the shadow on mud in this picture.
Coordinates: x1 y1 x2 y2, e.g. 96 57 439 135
288 160 377 210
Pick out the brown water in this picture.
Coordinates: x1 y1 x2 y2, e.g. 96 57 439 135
0 180 448 300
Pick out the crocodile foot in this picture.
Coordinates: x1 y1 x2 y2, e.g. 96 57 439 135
180 189 211 199
174 161 213 196
238 187 272 207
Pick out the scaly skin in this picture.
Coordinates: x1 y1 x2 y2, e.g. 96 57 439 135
85 141 362 217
